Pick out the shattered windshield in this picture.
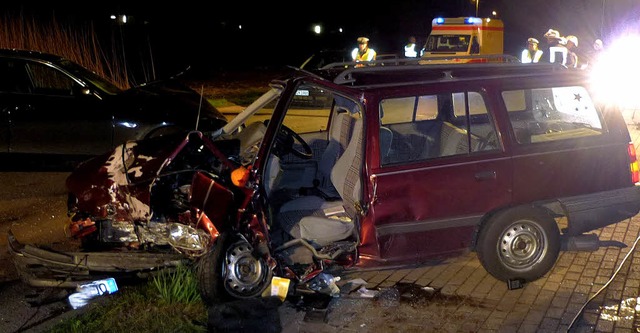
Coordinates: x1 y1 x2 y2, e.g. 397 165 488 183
217 82 340 167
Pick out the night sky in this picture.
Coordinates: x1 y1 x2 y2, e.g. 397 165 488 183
2 1 640 80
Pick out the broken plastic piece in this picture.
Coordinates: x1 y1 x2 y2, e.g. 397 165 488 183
231 166 250 187
268 276 291 302
421 286 435 293
507 278 525 290
356 286 379 298
308 273 341 297
340 278 368 294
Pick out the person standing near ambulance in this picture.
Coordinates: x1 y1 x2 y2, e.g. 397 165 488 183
404 36 418 58
584 39 604 69
564 35 579 68
543 29 567 65
521 38 543 63
352 37 377 63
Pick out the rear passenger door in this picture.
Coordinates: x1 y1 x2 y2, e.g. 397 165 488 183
368 87 512 262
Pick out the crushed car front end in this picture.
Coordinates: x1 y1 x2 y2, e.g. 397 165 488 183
6 74 291 289
9 128 251 287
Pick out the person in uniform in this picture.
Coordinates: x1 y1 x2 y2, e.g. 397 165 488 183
521 37 543 63
351 37 377 64
543 29 567 65
404 36 418 58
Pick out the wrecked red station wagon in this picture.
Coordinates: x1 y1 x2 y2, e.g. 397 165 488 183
9 57 640 302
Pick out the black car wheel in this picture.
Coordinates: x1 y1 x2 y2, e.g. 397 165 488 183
476 207 560 282
197 233 271 305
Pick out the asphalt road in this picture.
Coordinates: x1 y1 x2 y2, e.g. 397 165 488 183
0 171 72 333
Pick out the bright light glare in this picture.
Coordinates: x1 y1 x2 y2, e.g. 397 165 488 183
590 34 640 109
119 122 138 128
314 25 322 34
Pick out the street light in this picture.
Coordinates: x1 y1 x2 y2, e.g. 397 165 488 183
475 0 479 17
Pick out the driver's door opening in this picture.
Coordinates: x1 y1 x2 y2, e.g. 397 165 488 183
262 83 364 270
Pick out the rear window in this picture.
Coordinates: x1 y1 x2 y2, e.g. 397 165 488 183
502 86 603 144
379 91 499 166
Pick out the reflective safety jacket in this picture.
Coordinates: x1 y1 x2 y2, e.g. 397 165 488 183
404 43 417 58
352 48 377 62
521 49 543 63
549 46 568 65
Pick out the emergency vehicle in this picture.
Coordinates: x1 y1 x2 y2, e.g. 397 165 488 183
420 17 504 63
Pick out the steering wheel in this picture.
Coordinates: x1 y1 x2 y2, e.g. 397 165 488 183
266 120 313 159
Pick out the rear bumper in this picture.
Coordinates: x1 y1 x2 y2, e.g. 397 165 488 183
7 231 186 288
554 185 640 235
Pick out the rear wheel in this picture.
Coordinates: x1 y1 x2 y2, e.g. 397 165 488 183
197 233 271 305
476 207 560 282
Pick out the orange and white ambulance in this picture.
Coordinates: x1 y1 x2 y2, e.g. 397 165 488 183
420 17 504 63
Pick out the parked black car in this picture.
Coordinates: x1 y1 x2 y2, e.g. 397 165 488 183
0 49 227 166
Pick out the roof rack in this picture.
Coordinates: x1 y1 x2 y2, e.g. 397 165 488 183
318 54 569 86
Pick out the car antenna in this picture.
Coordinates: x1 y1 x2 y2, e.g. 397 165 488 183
195 85 203 131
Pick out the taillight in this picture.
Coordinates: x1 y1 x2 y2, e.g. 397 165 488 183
628 143 639 183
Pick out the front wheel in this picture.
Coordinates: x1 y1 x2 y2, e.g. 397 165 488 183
476 207 560 282
197 233 272 305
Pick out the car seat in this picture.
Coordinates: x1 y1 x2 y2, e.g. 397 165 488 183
276 117 363 247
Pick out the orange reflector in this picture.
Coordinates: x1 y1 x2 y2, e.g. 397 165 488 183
628 143 639 183
231 166 250 187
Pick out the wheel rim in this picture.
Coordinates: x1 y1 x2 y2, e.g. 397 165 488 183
498 220 548 270
223 241 270 298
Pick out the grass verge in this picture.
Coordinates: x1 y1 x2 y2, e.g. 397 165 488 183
47 265 207 333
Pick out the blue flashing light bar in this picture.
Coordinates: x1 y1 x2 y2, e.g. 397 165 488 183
434 17 445 24
465 17 482 24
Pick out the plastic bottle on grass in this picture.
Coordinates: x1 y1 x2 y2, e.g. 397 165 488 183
68 278 119 309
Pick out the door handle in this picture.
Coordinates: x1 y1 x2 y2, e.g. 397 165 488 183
474 170 496 181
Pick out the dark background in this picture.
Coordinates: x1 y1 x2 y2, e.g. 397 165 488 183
3 1 640 81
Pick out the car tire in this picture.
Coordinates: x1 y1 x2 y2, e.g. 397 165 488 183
197 233 230 306
197 233 272 305
476 207 560 282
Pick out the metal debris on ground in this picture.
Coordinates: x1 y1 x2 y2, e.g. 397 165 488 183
308 272 341 297
356 286 379 298
338 277 368 294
